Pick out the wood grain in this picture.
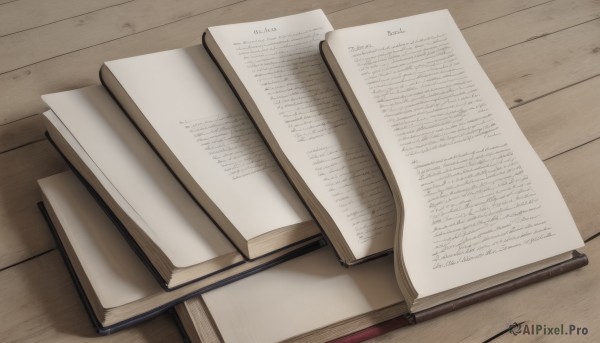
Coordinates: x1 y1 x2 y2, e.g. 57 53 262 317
0 0 365 125
546 137 600 242
0 0 366 273
0 2 598 341
514 75 600 161
1 0 598 154
0 2 598 268
0 140 67 270
462 0 600 56
328 0 550 29
482 18 600 108
3 118 595 269
4 69 600 160
0 0 131 37
0 250 182 342
0 114 45 154
0 0 242 74
0 0 20 5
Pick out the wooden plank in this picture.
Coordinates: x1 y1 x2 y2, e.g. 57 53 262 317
545 138 600 242
0 250 182 342
0 114 45 154
0 0 243 74
5 73 600 158
328 0 548 29
481 18 600 108
332 1 600 113
463 0 600 56
0 0 553 127
370 237 599 342
0 0 367 271
514 75 600 161
2 1 598 157
0 0 131 37
0 140 67 270
0 77 595 264
0 0 366 125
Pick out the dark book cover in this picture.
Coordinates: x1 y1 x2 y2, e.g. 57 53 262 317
38 197 325 335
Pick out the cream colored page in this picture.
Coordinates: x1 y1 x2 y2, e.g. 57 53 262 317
325 10 583 296
105 46 311 240
39 171 161 309
44 109 150 243
42 87 237 268
208 10 395 258
202 248 403 343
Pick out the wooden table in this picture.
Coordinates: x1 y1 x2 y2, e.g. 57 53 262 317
1 0 599 341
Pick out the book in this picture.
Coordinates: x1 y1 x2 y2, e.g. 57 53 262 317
203 9 396 266
42 86 242 290
175 247 406 343
38 171 322 334
320 10 586 312
174 244 587 343
43 85 317 290
99 45 319 260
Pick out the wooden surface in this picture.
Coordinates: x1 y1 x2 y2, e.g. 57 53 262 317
0 0 598 341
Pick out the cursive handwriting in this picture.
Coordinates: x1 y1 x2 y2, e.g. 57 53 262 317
351 34 500 156
412 144 554 269
308 144 395 244
236 27 350 143
180 112 276 180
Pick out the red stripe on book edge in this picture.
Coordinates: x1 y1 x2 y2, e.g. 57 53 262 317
328 316 412 343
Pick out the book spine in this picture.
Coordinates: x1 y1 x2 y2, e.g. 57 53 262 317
329 251 587 342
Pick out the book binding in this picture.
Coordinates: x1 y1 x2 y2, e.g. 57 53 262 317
330 250 588 342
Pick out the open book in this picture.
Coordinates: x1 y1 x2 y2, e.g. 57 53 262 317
175 239 586 343
41 86 315 289
99 45 319 259
175 247 406 343
38 171 321 334
42 86 239 289
174 10 587 340
203 9 396 266
320 10 586 312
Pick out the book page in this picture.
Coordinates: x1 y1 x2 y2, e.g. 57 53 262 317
325 10 584 296
42 87 238 268
208 10 396 259
202 248 404 343
39 171 161 309
105 46 312 240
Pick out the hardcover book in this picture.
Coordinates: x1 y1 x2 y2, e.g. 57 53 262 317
203 9 396 266
38 9 588 340
320 9 586 312
42 86 317 289
38 171 321 334
100 45 319 260
175 242 586 343
175 247 406 343
180 10 589 341
43 86 240 289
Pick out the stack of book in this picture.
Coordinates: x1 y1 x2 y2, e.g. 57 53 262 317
37 9 587 342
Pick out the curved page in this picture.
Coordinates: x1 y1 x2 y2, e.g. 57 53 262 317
324 10 584 296
104 46 313 242
207 10 396 261
42 86 237 269
202 248 404 342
